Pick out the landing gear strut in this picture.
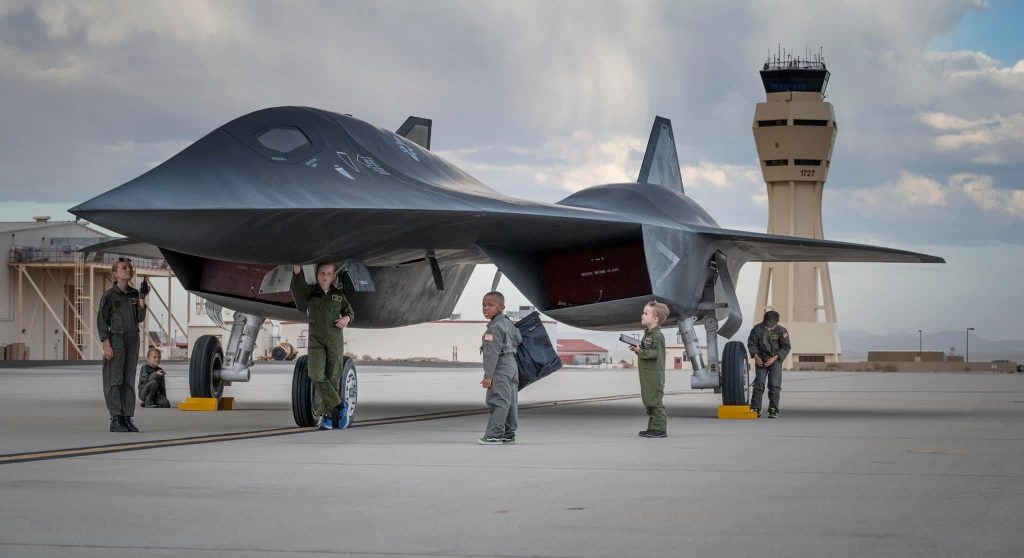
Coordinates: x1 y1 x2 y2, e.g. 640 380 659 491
188 312 265 399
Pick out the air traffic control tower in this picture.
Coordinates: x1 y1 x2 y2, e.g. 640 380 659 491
752 51 840 364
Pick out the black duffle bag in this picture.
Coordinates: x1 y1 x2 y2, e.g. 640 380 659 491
514 311 562 390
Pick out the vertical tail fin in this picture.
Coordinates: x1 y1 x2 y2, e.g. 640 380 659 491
637 116 684 193
396 116 432 150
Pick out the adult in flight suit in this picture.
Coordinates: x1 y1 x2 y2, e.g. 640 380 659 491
746 310 791 418
291 263 354 430
97 258 147 432
478 291 523 445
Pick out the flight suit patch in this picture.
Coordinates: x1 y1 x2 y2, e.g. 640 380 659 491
483 334 494 342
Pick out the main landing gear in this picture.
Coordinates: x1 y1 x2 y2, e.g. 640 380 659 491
678 306 750 406
291 356 358 427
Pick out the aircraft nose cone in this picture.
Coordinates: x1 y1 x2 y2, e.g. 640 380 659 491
70 166 177 236
70 128 250 238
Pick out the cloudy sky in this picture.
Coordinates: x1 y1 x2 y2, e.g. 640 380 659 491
1 0 1021 341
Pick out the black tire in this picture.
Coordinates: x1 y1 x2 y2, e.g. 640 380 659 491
292 355 358 427
291 356 316 427
189 335 224 399
721 340 749 406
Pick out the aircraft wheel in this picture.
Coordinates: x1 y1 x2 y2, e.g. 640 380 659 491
292 356 358 428
291 356 316 427
189 335 224 399
721 340 749 406
339 358 358 428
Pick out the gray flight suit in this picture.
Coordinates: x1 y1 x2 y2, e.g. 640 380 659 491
138 364 170 408
635 327 667 431
290 271 354 417
747 322 791 411
481 312 522 439
97 284 147 418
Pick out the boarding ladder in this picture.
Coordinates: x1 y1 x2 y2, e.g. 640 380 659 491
72 253 90 359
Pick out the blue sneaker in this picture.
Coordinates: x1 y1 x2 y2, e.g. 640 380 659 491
317 415 334 430
335 402 350 430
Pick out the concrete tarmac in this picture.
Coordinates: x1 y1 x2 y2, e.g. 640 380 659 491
0 363 1022 557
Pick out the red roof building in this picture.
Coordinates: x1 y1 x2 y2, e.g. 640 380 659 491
557 339 608 366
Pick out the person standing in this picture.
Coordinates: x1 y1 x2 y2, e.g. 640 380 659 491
478 291 522 445
291 263 354 430
746 310 791 418
97 258 147 432
630 301 669 438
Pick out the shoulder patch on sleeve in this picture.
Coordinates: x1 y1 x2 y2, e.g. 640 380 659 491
483 333 494 342
783 332 789 338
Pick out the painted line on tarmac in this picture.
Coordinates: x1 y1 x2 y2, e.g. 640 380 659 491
0 390 681 465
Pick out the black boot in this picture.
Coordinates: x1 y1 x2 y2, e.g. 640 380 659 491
121 415 140 432
110 416 129 432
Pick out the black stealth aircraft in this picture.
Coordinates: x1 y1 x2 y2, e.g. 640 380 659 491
72 107 942 425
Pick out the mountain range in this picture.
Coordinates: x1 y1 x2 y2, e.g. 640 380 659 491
565 328 1024 364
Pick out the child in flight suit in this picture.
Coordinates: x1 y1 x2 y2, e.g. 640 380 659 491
630 301 669 438
478 291 522 445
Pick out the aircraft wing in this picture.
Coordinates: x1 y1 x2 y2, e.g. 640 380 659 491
694 226 944 263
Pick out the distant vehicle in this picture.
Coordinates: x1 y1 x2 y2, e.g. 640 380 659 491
72 107 944 426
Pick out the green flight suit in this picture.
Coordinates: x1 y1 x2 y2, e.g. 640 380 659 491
481 312 522 439
746 322 791 411
290 271 354 416
97 284 147 418
138 364 170 408
635 326 667 431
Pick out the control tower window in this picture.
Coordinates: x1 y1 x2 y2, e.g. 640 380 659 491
793 119 828 126
765 159 789 167
757 119 787 127
794 159 821 166
256 127 310 154
760 69 829 94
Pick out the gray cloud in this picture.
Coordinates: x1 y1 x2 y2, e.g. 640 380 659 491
0 0 1017 247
